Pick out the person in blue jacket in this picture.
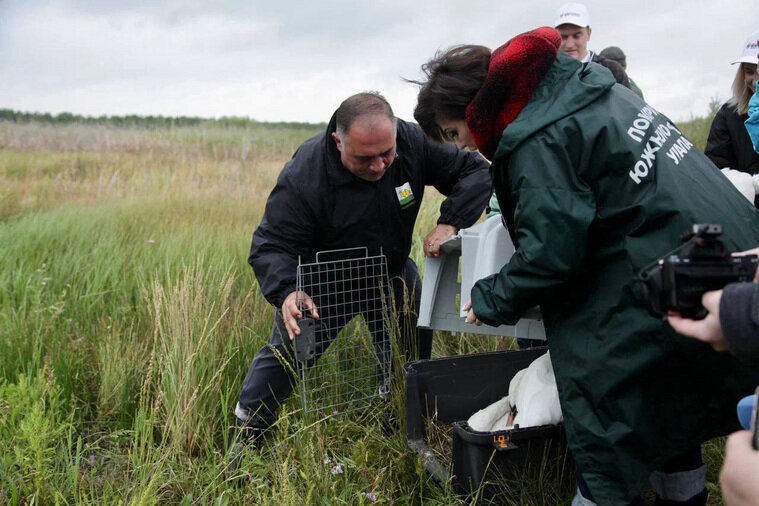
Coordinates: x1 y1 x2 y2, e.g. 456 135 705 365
746 36 759 153
748 86 759 152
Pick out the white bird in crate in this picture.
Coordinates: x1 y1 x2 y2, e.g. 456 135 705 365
467 352 562 432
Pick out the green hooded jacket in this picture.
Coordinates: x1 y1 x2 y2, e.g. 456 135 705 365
471 52 759 504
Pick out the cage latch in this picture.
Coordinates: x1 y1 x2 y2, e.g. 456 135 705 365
492 433 518 451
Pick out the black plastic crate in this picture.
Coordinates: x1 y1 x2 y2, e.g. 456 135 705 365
404 347 570 497
452 420 567 495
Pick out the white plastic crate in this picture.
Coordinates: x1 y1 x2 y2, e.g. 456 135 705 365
417 216 545 339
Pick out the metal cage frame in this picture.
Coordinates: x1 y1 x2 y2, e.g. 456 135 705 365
294 247 393 414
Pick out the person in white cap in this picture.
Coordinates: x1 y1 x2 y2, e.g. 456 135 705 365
553 2 631 89
705 29 759 207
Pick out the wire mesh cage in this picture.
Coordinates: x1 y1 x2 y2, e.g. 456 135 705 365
294 247 394 414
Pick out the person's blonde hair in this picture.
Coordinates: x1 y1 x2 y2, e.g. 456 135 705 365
728 63 756 115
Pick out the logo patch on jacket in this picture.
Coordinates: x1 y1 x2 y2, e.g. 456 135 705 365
395 182 415 208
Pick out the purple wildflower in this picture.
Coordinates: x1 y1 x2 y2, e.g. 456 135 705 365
360 492 378 503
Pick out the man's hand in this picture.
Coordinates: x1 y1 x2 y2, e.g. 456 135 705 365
462 300 483 326
423 223 458 257
666 290 728 351
732 247 759 281
667 244 759 350
720 430 759 506
281 290 319 341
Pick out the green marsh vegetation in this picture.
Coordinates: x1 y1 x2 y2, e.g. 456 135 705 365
0 110 723 504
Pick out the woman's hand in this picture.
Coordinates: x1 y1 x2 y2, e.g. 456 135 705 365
462 300 483 326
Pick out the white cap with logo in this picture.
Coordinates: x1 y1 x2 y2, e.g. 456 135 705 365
733 29 759 65
554 2 591 28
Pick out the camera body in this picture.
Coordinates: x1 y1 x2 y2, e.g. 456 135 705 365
639 224 758 319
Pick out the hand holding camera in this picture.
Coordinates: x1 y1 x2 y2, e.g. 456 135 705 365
639 224 759 320
640 225 759 352
667 290 728 351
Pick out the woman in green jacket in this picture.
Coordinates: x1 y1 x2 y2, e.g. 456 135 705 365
413 27 759 505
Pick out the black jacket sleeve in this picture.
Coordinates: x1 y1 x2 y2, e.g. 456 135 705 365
417 129 491 229
720 281 759 365
248 168 316 308
705 105 738 170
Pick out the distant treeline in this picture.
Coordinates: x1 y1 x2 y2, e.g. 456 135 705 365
0 108 326 130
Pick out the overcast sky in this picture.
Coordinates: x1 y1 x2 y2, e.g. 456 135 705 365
2 0 758 124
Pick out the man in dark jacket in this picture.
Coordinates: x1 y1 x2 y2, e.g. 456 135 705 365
600 46 644 99
233 92 490 440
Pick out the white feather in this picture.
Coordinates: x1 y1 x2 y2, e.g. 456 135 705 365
508 368 526 409
468 352 563 432
511 352 563 427
467 395 511 432
490 411 514 432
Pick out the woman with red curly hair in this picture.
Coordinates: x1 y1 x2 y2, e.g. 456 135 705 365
413 27 759 505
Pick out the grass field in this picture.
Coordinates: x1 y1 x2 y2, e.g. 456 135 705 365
0 112 726 505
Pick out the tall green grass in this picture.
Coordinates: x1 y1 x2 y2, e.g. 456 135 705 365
0 112 725 505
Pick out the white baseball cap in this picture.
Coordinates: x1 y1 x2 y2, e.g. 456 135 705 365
733 29 759 65
554 2 591 28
